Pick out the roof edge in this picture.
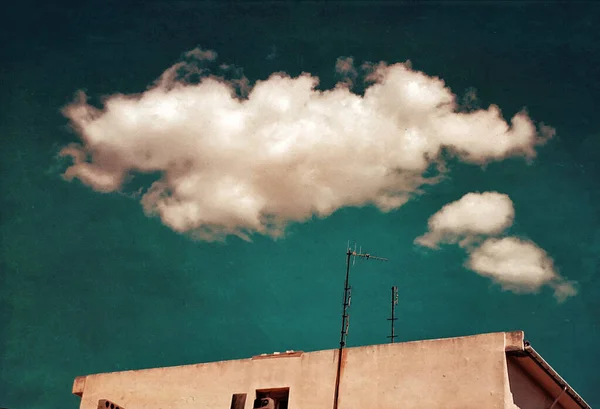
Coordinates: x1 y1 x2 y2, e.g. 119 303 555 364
504 330 525 352
520 342 592 409
72 376 85 398
69 330 531 380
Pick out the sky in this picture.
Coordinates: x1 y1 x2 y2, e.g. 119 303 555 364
1 2 599 408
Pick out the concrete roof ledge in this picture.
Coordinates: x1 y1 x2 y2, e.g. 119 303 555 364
72 376 85 397
504 330 525 352
252 351 304 360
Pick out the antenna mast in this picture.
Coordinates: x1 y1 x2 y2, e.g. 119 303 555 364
387 286 399 343
333 242 387 409
338 242 388 349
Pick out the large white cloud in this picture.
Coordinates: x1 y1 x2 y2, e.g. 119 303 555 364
60 48 553 241
466 237 577 301
415 192 515 248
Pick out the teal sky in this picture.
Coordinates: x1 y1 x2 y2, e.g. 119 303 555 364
1 2 599 408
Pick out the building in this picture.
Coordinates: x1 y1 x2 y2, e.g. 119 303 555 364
72 331 592 409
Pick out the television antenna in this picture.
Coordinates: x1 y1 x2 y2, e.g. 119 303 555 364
387 286 399 343
333 241 388 409
339 241 388 348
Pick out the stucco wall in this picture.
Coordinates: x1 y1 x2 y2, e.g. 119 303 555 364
338 332 509 409
74 332 513 409
77 349 338 409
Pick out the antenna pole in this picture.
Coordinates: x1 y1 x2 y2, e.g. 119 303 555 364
333 247 352 409
333 243 387 409
387 286 398 343
339 247 352 348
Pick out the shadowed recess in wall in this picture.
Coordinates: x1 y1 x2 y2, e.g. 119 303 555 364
97 399 124 409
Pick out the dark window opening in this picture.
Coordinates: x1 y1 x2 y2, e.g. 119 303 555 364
254 387 289 409
230 393 247 409
97 400 122 409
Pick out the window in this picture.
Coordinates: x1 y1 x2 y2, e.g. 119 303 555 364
254 387 289 409
97 400 123 409
230 393 247 409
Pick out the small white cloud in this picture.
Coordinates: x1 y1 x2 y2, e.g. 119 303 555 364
60 48 553 241
184 47 218 61
466 237 577 301
415 192 514 248
335 56 356 76
415 192 577 301
335 56 358 88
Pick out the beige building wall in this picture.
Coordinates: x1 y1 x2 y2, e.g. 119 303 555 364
338 332 510 409
74 331 540 409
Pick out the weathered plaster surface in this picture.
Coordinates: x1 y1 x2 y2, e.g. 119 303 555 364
74 332 523 409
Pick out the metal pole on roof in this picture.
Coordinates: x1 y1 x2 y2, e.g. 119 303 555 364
333 242 387 409
387 286 398 343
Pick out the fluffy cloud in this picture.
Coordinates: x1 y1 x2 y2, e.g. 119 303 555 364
415 192 576 301
335 56 358 88
467 237 577 301
415 192 514 248
60 48 553 241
